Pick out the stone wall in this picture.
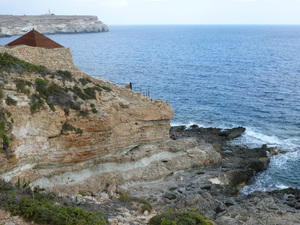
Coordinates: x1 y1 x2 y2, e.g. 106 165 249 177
0 45 79 72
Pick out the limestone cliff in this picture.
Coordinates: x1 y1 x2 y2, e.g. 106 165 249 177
0 46 221 195
0 15 109 37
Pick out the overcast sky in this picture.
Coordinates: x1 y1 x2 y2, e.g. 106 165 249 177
1 0 300 25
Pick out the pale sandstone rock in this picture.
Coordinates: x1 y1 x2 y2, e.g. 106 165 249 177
0 46 221 195
100 192 110 201
108 184 117 193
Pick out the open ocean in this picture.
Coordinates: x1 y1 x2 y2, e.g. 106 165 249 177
1 25 300 194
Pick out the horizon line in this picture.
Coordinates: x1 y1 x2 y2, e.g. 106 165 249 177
108 23 300 26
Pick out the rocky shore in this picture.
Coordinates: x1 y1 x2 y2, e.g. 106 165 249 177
104 125 300 224
1 126 300 224
0 15 109 37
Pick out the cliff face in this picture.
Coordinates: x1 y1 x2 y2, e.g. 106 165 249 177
0 15 109 37
0 46 221 195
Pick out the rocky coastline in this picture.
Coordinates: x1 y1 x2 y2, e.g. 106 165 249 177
82 125 300 224
0 15 109 37
1 125 300 224
1 44 299 224
81 125 300 224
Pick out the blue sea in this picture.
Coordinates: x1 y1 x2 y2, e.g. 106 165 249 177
1 25 300 194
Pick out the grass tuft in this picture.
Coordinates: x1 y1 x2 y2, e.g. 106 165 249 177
119 194 152 213
149 210 213 225
5 96 17 106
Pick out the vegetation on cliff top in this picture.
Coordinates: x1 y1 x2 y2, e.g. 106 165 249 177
0 179 108 224
0 52 113 115
0 52 48 75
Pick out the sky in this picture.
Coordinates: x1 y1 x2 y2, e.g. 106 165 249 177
1 0 300 25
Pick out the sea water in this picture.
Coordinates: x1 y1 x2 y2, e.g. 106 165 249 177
1 25 300 193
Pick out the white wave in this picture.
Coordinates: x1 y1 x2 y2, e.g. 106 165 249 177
229 126 298 151
170 120 208 128
241 150 300 195
241 183 290 195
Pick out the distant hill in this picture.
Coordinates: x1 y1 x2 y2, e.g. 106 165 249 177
0 15 109 37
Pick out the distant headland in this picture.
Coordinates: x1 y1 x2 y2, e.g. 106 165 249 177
0 14 109 37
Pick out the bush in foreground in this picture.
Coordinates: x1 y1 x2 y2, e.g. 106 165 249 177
0 179 107 225
149 210 213 225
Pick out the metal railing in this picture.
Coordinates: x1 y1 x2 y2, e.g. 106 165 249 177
132 87 150 98
125 82 150 98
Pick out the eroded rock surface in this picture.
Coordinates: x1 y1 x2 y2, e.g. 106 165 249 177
125 125 300 225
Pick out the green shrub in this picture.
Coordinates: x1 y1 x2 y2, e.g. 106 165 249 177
0 179 108 225
29 96 45 113
46 84 73 109
57 70 73 82
62 123 74 131
71 86 90 100
95 84 112 92
0 85 4 99
79 78 92 86
119 194 152 213
70 102 81 111
34 80 80 112
78 110 89 117
15 79 31 94
19 197 107 224
0 179 13 191
83 87 97 99
1 133 9 151
71 86 100 100
91 108 98 114
16 177 31 189
149 210 213 225
5 96 17 106
0 52 48 75
0 52 16 72
47 102 56 112
62 123 83 134
35 79 49 98
6 111 12 117
0 109 13 155
100 86 112 92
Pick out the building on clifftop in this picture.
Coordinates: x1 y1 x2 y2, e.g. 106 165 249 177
6 29 63 49
1 29 78 71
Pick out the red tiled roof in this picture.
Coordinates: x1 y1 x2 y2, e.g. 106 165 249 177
6 29 64 48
